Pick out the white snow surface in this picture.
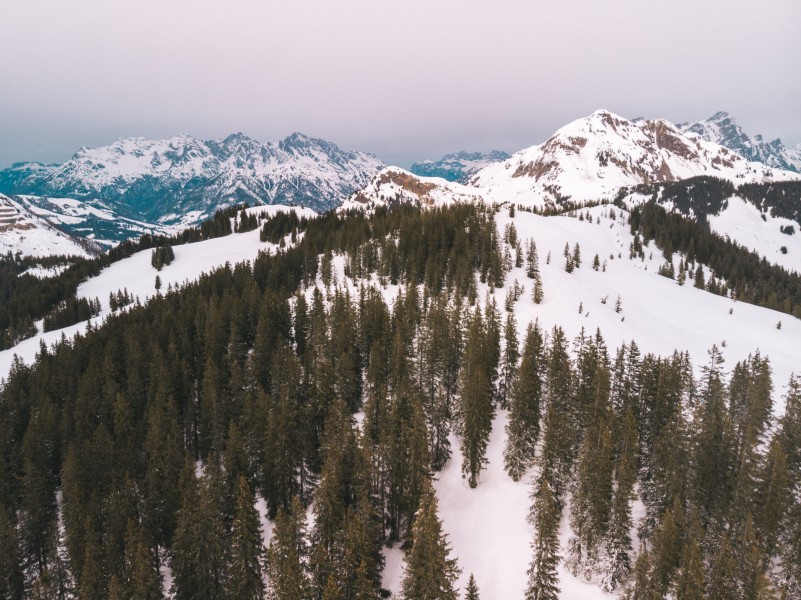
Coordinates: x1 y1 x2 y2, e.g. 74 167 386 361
2 203 800 599
707 195 801 273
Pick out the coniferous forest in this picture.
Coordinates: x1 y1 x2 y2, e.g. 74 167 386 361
0 202 800 599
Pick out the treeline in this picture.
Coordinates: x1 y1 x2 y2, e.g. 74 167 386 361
627 201 801 317
42 297 101 332
0 204 248 351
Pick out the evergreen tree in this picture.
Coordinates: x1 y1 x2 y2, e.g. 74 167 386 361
706 533 738 600
267 496 309 600
526 479 560 600
498 311 520 409
0 506 24 600
674 535 704 600
227 476 265 600
459 309 495 488
400 482 460 600
504 322 544 481
171 468 227 600
464 573 480 600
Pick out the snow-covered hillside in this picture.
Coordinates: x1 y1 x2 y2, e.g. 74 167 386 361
0 193 97 258
3 201 798 599
469 110 799 208
0 132 384 221
678 111 801 173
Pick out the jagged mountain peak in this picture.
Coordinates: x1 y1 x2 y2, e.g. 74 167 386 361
677 112 801 173
469 110 799 208
0 131 385 223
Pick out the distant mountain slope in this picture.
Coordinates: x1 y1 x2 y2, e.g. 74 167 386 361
341 167 485 213
409 150 510 183
616 177 801 273
0 193 98 258
0 132 384 221
678 111 801 173
11 194 164 251
469 110 799 208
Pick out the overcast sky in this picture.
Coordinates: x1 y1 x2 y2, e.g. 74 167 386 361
1 0 799 168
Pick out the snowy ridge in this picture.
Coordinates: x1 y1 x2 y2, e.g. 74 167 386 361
340 167 486 212
469 110 799 208
678 111 801 173
0 193 96 258
0 132 384 221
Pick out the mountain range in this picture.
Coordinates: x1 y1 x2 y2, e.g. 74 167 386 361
3 110 800 259
409 150 510 182
0 132 383 238
678 111 801 173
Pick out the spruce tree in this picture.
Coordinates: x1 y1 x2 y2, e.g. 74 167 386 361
171 469 227 600
526 479 560 600
498 311 520 410
400 482 460 600
227 476 265 600
0 506 24 600
464 573 480 600
267 496 309 600
504 322 544 482
459 309 494 488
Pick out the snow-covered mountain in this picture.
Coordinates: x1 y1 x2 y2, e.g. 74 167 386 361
0 132 384 223
341 167 485 212
0 193 99 258
678 111 801 173
469 110 799 208
409 150 510 183
10 194 165 252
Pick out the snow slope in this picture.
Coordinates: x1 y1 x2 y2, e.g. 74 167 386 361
0 205 316 379
2 202 799 599
0 193 96 258
469 110 799 208
706 195 800 273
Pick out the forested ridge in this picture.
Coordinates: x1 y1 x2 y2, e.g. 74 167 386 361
0 204 247 351
0 202 799 599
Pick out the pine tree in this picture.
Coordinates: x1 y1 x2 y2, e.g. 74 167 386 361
400 482 460 600
526 479 560 600
0 506 24 600
706 533 738 600
459 309 495 488
464 573 480 600
227 476 265 600
674 535 704 600
171 468 227 600
267 496 309 600
504 322 544 481
498 311 520 409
